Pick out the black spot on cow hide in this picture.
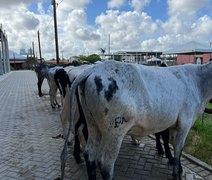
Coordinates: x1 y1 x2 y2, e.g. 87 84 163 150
115 69 119 73
104 78 119 101
94 76 103 95
104 108 109 115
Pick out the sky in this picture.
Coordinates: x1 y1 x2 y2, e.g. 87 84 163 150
0 0 212 60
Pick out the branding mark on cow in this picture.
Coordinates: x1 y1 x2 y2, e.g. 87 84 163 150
94 76 103 95
104 78 119 101
114 117 128 128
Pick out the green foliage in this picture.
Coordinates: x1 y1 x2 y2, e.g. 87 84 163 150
79 54 101 63
79 55 88 62
184 107 212 166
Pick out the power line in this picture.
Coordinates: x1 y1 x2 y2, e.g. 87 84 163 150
35 0 65 61
57 0 65 7
42 16 54 33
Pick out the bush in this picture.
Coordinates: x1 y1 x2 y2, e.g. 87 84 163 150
79 54 101 63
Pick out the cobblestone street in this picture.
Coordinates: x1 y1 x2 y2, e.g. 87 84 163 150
0 71 211 180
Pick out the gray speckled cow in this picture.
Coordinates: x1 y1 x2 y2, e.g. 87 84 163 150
34 63 63 108
61 60 212 180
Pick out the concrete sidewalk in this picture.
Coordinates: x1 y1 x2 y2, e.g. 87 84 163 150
0 71 211 180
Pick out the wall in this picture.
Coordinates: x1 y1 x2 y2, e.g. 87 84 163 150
177 53 212 65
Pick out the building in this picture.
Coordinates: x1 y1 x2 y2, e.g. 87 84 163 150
105 51 163 64
9 51 27 70
0 24 10 75
163 41 212 65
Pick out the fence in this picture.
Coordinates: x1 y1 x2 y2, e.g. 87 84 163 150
0 24 10 75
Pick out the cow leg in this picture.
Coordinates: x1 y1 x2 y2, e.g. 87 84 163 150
83 123 100 180
97 135 124 180
49 82 59 108
172 121 190 180
155 132 164 155
49 88 55 108
37 78 44 97
73 89 88 164
60 104 69 139
162 129 174 165
73 119 83 164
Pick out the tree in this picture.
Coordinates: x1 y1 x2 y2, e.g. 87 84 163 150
86 54 101 63
79 55 88 61
79 54 101 63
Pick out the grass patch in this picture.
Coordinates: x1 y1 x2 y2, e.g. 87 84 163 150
184 109 212 166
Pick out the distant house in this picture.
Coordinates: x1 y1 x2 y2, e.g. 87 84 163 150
146 56 162 66
9 51 27 69
110 51 162 64
163 41 212 65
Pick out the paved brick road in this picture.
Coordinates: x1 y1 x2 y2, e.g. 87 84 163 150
0 71 211 180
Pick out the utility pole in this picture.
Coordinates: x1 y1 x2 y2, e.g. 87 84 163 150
37 31 42 63
52 0 60 64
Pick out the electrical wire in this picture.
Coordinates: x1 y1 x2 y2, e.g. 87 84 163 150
57 0 65 8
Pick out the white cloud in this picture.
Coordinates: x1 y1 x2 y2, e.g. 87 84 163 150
37 2 45 14
148 0 212 52
167 0 210 17
191 15 212 38
129 0 150 11
0 2 41 54
58 0 90 11
0 0 212 59
0 0 33 8
108 0 125 9
96 10 159 51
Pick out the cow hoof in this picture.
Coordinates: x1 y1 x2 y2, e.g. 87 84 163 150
168 158 175 165
172 173 182 180
132 139 141 145
54 177 61 180
157 150 164 155
78 158 84 164
179 165 183 174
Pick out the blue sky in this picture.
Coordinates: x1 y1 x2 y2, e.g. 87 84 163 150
0 0 212 59
87 0 168 23
29 0 168 24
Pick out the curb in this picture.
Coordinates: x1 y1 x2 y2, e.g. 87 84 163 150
0 71 13 82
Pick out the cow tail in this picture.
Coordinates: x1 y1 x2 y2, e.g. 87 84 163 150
60 68 93 179
54 70 63 95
